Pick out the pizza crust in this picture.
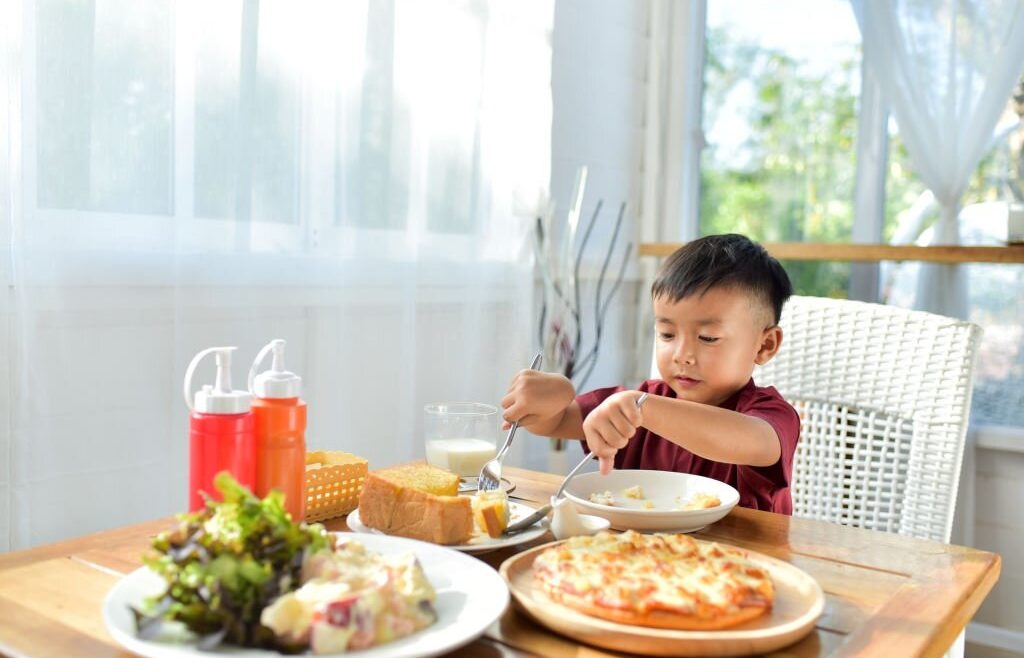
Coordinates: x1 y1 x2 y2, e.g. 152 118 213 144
537 581 770 630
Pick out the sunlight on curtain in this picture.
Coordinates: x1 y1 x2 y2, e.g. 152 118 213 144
0 0 553 550
852 0 1024 318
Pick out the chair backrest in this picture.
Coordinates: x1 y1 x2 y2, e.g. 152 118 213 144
650 295 982 543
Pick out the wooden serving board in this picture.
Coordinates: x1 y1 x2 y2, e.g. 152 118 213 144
499 538 825 657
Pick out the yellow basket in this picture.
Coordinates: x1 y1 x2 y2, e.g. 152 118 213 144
305 451 368 522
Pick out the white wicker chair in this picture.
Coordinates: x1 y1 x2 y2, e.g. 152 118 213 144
648 295 982 543
754 295 983 544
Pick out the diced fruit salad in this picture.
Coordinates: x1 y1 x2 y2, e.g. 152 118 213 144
134 472 437 654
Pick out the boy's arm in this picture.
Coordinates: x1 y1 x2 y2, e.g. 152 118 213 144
501 371 585 440
640 393 781 466
522 400 585 439
583 391 781 466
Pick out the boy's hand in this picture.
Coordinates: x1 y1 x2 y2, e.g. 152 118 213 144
583 391 644 475
500 370 576 430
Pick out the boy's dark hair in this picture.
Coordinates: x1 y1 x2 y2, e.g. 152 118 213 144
651 234 793 325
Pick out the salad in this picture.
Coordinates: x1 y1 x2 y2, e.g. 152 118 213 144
133 473 437 654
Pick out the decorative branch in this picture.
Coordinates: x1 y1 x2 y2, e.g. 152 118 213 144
535 168 633 450
573 202 628 386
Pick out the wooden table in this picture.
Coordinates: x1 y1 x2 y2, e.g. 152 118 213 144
0 466 1001 658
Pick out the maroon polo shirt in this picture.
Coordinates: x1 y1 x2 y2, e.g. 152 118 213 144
576 379 800 514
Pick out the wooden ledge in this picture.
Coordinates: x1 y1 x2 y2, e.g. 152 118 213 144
638 242 1024 264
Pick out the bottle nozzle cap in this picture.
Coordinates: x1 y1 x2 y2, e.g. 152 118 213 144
250 339 302 399
184 347 253 414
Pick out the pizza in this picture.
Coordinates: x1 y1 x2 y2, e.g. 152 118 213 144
532 530 773 630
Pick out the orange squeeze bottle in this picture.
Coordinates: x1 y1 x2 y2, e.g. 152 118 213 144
249 339 307 520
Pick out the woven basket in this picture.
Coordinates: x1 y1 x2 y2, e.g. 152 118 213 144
305 451 368 522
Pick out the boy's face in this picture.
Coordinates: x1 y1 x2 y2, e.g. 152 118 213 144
653 286 781 406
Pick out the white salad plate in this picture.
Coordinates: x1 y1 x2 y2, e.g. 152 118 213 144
347 500 548 553
564 469 740 532
103 532 510 658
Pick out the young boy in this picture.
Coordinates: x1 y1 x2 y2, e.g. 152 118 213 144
501 234 800 513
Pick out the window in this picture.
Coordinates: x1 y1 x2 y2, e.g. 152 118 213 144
36 0 174 215
697 2 1024 429
884 80 1024 427
192 0 301 225
27 0 542 264
701 0 861 297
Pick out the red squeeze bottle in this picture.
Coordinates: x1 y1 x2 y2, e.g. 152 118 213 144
184 347 255 511
249 339 307 520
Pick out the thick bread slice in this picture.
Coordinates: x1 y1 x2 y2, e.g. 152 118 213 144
357 464 473 545
369 462 459 496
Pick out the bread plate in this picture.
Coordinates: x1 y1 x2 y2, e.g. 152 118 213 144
347 499 548 553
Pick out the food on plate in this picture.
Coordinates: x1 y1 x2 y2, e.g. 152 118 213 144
472 489 510 538
261 537 436 654
622 485 645 499
589 485 723 512
133 473 437 654
533 530 773 630
134 473 329 650
357 463 473 545
676 492 722 510
370 461 461 496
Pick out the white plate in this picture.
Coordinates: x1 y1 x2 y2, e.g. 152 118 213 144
564 470 739 532
347 500 548 553
102 532 509 658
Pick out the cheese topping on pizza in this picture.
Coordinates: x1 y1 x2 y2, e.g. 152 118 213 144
532 531 773 630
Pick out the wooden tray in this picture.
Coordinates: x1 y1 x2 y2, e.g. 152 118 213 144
499 539 824 657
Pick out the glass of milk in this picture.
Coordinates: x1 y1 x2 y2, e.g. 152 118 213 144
423 402 499 477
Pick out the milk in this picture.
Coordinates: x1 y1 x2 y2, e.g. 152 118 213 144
425 438 497 476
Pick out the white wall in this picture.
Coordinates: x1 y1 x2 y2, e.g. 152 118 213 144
516 0 649 472
959 435 1024 657
971 447 1024 629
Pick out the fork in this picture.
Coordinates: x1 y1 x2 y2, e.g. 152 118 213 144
506 391 649 533
477 352 543 492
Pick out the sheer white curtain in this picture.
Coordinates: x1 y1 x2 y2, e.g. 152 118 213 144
851 0 1024 318
0 0 552 551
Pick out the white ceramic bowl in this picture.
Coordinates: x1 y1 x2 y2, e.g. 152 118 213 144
564 469 740 532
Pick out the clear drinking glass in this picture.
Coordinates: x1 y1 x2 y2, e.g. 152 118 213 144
423 402 499 477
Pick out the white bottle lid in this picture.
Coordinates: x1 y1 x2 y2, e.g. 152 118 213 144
184 347 253 414
249 339 302 399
